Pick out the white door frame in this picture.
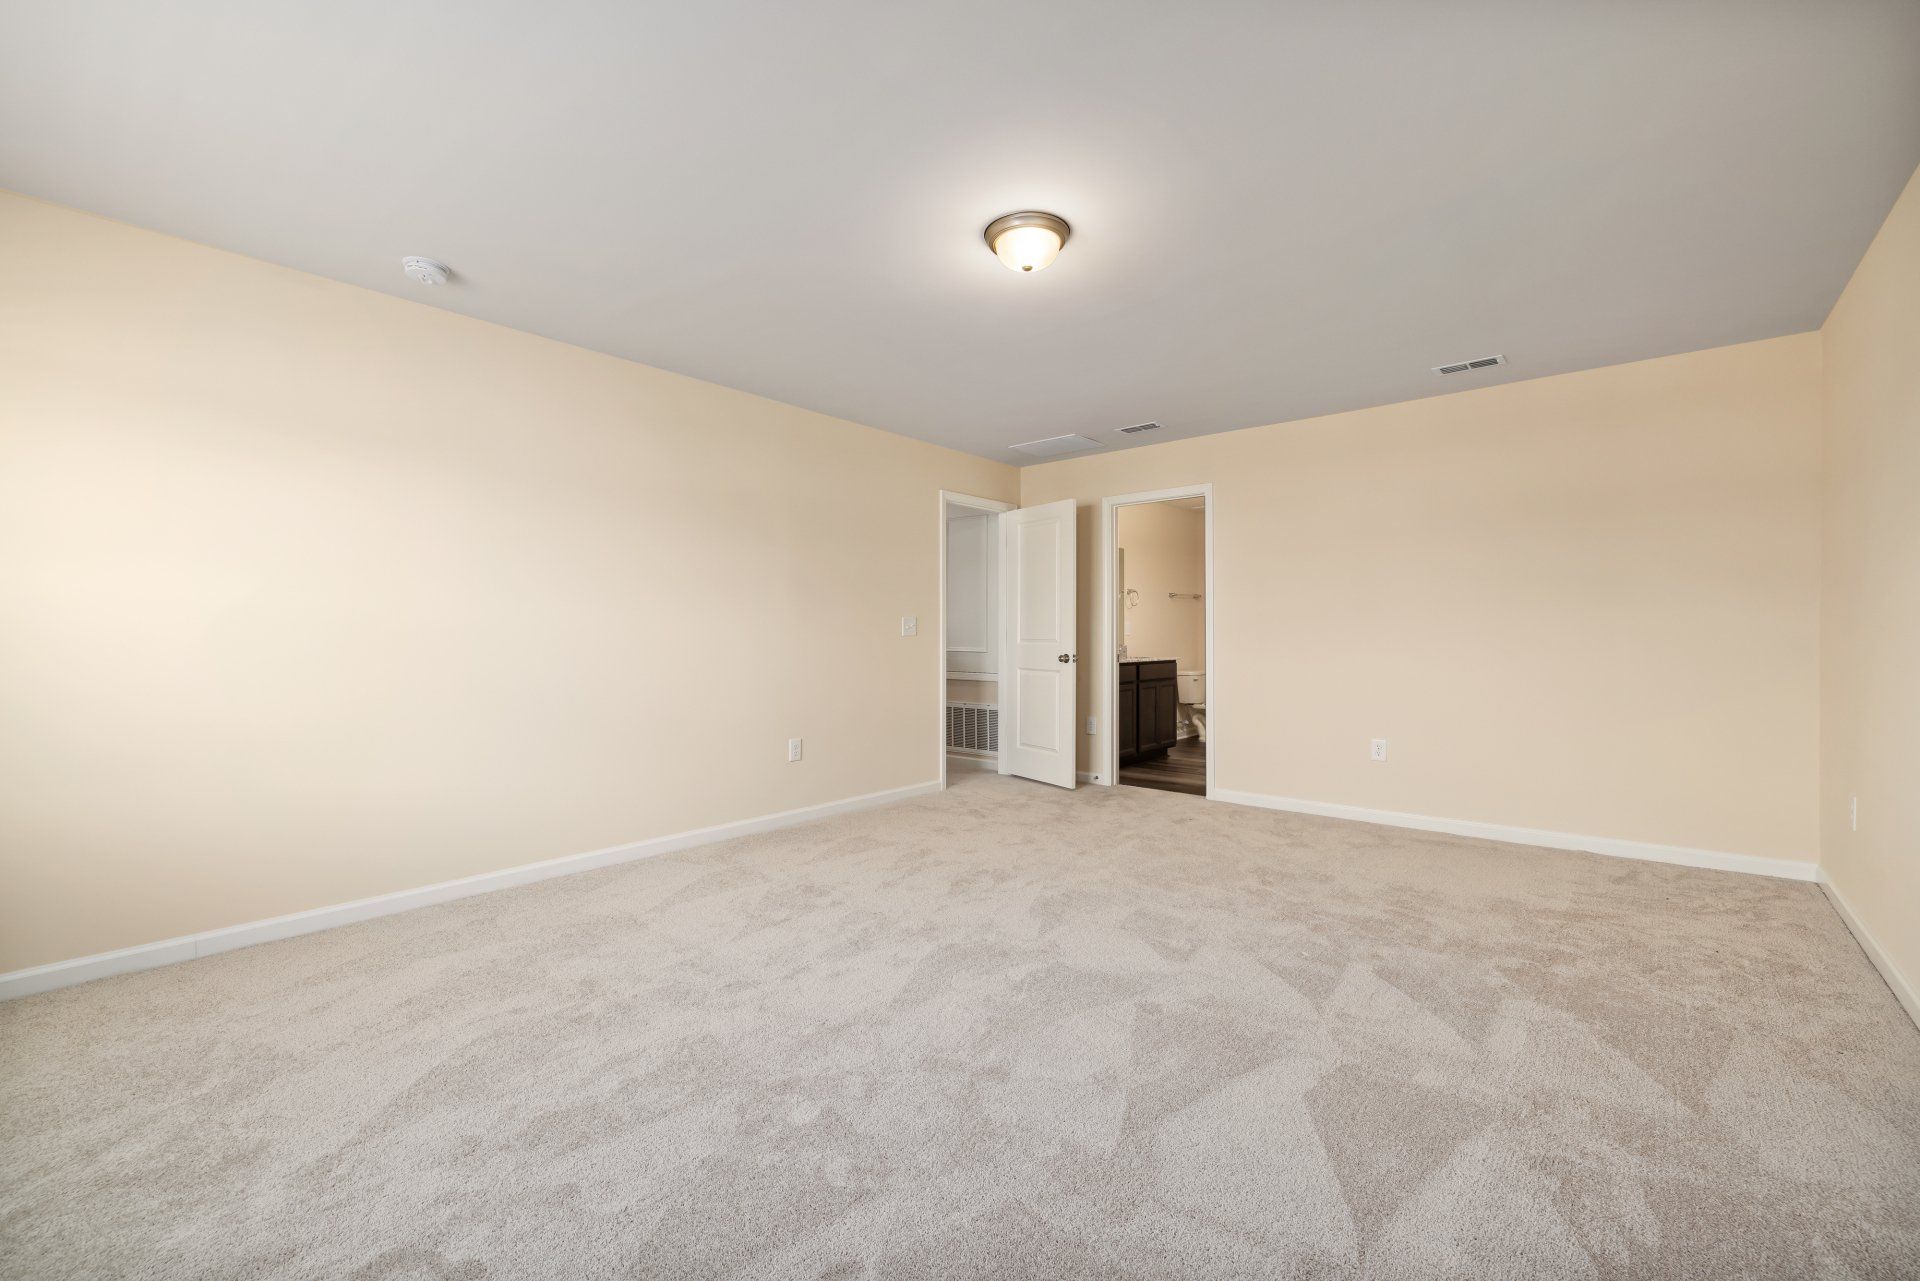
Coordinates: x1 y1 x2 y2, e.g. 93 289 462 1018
937 490 1014 790
1098 485 1215 798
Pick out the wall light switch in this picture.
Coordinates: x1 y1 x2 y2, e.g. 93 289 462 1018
1087 716 1097 735
788 738 803 763
1370 738 1388 762
1851 795 1858 831
900 616 918 637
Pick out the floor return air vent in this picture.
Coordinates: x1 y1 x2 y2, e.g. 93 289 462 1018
945 701 999 754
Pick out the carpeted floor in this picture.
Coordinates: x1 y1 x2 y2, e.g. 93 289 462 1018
2 774 1917 1280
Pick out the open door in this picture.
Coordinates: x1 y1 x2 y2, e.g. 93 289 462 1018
1000 499 1077 788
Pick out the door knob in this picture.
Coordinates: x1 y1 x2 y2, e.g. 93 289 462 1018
1058 653 1071 663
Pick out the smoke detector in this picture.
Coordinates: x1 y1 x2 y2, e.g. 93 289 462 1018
1433 353 1506 375
401 256 451 286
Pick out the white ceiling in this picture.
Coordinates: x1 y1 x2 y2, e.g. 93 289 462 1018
4 1 1917 461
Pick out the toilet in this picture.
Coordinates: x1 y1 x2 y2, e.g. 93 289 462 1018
1176 670 1207 742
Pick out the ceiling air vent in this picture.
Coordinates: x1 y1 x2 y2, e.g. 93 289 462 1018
1116 421 1163 436
1008 434 1104 458
1433 354 1507 375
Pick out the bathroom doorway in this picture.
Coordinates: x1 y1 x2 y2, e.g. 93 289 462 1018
1099 487 1213 797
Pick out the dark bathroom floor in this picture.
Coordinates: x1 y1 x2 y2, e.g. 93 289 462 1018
1118 736 1206 795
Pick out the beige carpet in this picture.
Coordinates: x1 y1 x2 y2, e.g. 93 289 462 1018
2 774 1916 1280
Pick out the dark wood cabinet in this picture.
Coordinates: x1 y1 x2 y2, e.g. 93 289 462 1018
1144 678 1178 754
1117 660 1178 764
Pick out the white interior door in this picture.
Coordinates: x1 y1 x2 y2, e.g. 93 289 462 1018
1001 499 1078 788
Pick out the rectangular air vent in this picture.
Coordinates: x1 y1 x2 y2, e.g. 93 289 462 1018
1433 354 1507 375
1116 422 1163 436
1008 434 1104 458
946 701 999 754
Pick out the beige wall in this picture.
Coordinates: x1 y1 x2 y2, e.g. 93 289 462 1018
0 193 1017 973
1023 335 1824 862
8 181 1898 979
1819 163 1920 1000
1117 502 1206 671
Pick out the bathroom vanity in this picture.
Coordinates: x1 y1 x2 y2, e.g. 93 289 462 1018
1116 659 1179 764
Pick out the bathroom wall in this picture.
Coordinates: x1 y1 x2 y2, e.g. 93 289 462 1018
1117 502 1206 672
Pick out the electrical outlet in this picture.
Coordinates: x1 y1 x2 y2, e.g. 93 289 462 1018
1086 716 1097 735
1370 738 1388 762
900 615 918 637
787 737 803 763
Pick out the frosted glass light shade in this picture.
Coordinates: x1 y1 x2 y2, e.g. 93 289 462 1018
993 224 1061 272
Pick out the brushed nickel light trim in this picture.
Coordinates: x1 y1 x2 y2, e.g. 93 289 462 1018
983 211 1072 272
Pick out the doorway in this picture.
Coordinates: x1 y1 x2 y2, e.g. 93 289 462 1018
938 491 1012 788
1100 487 1213 798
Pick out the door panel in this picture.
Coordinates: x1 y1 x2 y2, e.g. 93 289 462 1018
1136 680 1155 755
1149 680 1179 753
1001 500 1077 788
1016 521 1059 641
1015 670 1060 752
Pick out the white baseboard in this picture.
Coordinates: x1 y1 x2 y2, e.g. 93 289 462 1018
1817 867 1920 1029
945 752 998 773
0 780 940 1003
1212 789 1816 882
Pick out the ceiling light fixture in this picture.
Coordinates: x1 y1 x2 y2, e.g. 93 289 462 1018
984 211 1070 274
